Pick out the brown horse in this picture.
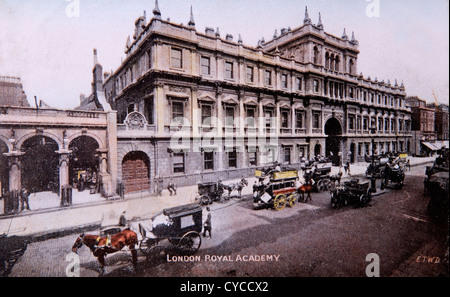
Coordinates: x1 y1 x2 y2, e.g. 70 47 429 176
297 184 313 203
71 229 138 276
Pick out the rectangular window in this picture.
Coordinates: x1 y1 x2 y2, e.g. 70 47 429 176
224 61 234 79
296 77 302 91
173 153 185 174
246 66 254 83
284 147 291 164
201 56 211 75
248 151 257 166
296 111 304 128
172 101 184 124
363 117 368 130
265 70 272 86
171 48 183 69
264 109 273 129
204 152 214 170
246 108 256 127
313 112 321 129
228 150 237 168
349 115 355 130
281 110 289 128
145 98 154 125
225 106 235 127
201 104 212 126
313 79 319 93
281 74 288 89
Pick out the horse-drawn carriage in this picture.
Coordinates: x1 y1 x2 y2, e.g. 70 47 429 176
380 162 405 190
138 203 203 261
365 157 389 178
304 162 339 193
195 178 248 205
195 181 225 205
253 167 299 210
330 179 372 209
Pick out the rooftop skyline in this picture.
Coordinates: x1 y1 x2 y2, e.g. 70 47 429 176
0 0 448 108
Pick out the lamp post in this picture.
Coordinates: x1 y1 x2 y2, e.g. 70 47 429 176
370 125 377 193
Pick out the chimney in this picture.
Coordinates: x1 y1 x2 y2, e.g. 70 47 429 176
93 48 98 66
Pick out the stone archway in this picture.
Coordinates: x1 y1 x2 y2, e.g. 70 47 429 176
325 117 343 165
122 151 150 194
20 135 59 193
68 136 100 192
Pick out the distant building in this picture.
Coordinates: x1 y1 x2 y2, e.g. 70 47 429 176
406 96 443 156
430 103 449 141
0 76 30 107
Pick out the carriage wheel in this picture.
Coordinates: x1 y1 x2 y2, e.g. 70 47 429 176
146 245 166 264
317 180 326 192
177 231 202 255
139 238 157 255
359 193 369 207
273 194 287 211
287 193 297 207
330 193 340 209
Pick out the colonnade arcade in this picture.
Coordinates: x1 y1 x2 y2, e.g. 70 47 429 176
0 130 111 209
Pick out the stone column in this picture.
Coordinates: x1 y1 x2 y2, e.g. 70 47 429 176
57 149 72 206
5 152 24 213
97 148 113 197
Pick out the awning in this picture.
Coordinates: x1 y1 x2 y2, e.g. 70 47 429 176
422 142 438 151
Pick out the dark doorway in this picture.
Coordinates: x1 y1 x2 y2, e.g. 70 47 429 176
350 142 356 163
325 117 343 166
21 136 59 193
314 144 321 157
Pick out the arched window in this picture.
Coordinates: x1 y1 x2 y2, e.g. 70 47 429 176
325 52 330 69
335 55 340 72
313 46 319 64
349 59 354 75
330 54 335 70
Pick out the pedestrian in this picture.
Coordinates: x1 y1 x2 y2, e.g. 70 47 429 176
406 159 411 171
253 181 260 203
20 188 31 211
346 161 351 176
167 181 177 196
203 207 212 239
119 211 127 227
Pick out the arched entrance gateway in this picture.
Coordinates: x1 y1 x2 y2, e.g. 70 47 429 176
325 117 343 166
122 151 150 194
69 136 100 192
21 136 59 193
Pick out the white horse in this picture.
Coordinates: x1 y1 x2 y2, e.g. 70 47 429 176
223 178 248 198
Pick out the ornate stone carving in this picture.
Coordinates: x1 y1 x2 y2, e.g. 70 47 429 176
125 111 147 130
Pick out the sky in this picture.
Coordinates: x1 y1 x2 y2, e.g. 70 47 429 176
0 0 448 109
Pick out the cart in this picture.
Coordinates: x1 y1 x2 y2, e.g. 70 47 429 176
330 179 372 209
253 167 299 211
304 162 334 192
138 203 203 261
195 181 225 205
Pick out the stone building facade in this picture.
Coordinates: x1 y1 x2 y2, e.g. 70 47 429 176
98 3 411 193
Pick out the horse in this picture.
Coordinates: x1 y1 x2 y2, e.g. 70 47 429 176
223 178 248 198
71 229 138 276
297 184 313 203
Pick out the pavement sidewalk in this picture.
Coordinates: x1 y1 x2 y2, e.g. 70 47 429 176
0 157 435 239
